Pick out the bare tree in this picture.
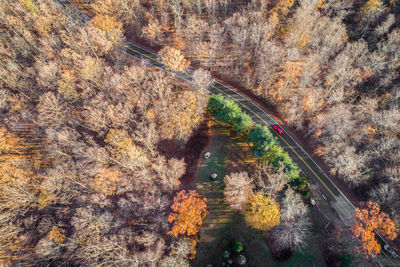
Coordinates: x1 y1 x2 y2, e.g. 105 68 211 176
35 237 61 261
285 0 319 51
35 60 59 89
224 171 253 211
153 156 185 192
206 23 225 68
191 0 202 17
330 146 368 186
375 14 395 37
159 46 189 72
272 215 312 251
281 187 309 221
169 0 184 31
310 17 348 64
39 166 83 206
377 29 400 90
248 12 272 57
254 40 283 93
160 239 190 267
183 15 208 54
192 68 212 91
272 187 311 251
0 90 9 112
225 13 249 64
133 121 159 156
141 17 162 46
369 183 398 209
319 104 355 142
204 0 217 22
253 163 289 197
37 92 66 128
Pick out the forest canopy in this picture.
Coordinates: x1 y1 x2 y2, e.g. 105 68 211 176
1 0 399 265
0 0 207 265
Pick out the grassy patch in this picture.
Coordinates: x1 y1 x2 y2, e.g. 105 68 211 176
193 120 274 266
193 120 326 266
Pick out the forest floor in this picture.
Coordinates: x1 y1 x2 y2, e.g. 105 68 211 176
192 120 326 266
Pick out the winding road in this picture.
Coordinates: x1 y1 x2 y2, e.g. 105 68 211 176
54 1 399 265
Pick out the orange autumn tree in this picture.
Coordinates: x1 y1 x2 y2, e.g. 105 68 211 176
352 201 398 259
168 190 208 237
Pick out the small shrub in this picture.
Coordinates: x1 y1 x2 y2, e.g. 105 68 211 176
222 250 230 259
237 254 247 265
289 177 307 188
298 189 311 198
231 241 243 253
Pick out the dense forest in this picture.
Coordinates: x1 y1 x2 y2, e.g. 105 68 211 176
1 0 399 266
0 0 208 265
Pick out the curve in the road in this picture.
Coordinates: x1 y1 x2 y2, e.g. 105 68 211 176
53 1 400 264
120 42 354 216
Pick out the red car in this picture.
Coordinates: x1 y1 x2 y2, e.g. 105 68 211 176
273 125 283 135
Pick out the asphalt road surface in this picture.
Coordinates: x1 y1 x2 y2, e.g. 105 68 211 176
54 1 400 265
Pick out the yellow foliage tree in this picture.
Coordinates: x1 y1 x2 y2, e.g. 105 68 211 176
21 0 38 14
275 0 295 16
316 0 327 8
79 56 104 87
90 14 123 43
34 16 53 37
159 46 190 73
37 190 57 207
48 226 66 244
361 0 384 14
173 34 185 50
161 90 202 142
0 161 31 183
269 0 295 32
104 128 148 163
245 192 281 231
